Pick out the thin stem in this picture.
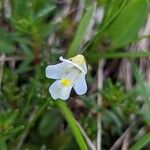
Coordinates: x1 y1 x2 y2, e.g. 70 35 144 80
16 107 37 150
16 100 49 150
77 122 96 150
121 131 130 150
0 56 24 61
0 54 5 93
110 120 137 150
97 60 105 150
55 101 88 150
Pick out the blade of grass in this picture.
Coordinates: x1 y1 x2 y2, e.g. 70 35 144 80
87 51 150 63
93 0 127 44
67 3 95 57
55 100 88 150
100 51 150 59
132 64 150 110
132 64 150 124
81 0 126 53
129 133 150 150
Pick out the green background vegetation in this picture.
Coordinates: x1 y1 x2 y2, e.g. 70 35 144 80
0 0 150 149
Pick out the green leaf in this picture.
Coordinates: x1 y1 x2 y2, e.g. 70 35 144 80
0 109 19 129
35 5 56 19
0 40 13 53
39 111 61 137
16 44 33 73
85 0 126 53
86 51 150 64
129 133 150 150
0 29 14 54
132 64 150 124
100 0 126 30
107 0 148 49
0 125 25 140
132 64 150 109
0 139 7 150
67 3 95 57
55 101 88 150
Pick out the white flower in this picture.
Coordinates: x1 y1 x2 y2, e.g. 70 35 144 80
46 55 87 100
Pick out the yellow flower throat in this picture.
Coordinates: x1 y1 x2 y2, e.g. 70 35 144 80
61 79 71 87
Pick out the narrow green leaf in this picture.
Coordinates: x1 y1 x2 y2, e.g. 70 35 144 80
67 3 95 57
0 139 7 150
0 39 13 53
132 64 150 124
15 43 33 73
86 51 150 63
132 64 150 109
0 29 14 54
84 0 126 52
0 125 25 140
107 0 148 49
35 5 56 19
55 101 88 150
101 0 124 26
129 133 150 150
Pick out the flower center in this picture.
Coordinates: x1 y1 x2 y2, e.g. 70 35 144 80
69 55 85 65
60 79 71 87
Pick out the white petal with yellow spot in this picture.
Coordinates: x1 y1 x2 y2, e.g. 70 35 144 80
46 55 87 100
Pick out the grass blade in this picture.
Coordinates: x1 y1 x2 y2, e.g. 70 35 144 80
67 3 95 57
107 0 148 49
87 51 150 63
55 101 88 150
129 133 150 150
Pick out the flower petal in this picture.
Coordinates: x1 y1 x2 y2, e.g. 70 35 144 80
49 80 73 100
73 75 87 95
81 63 87 74
46 62 72 79
60 56 84 73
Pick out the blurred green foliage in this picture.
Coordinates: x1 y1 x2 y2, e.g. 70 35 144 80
0 0 150 149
